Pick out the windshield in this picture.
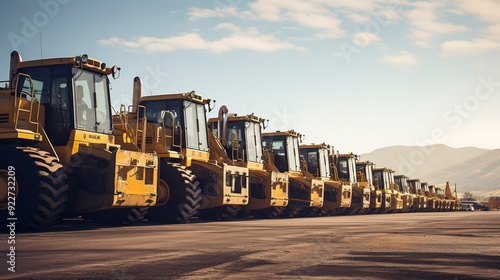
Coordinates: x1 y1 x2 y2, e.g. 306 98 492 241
184 101 209 151
141 99 209 152
383 171 390 190
338 158 350 182
348 157 357 184
366 165 374 187
74 69 111 133
287 136 301 172
374 170 390 190
396 177 409 193
300 148 329 177
263 135 300 172
245 122 263 163
318 148 330 178
358 164 374 187
409 181 421 194
263 135 286 172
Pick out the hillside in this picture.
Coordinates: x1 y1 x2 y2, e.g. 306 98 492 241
359 144 488 179
425 149 500 192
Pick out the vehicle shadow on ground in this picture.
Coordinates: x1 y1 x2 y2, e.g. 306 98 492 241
281 251 500 279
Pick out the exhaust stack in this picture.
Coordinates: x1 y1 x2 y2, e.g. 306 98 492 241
218 105 228 140
132 76 143 113
10 51 22 86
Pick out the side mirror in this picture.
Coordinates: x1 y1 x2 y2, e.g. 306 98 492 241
112 65 121 79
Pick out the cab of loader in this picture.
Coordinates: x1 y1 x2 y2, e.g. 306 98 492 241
139 91 210 157
299 143 332 179
336 153 357 185
11 52 119 145
262 131 301 174
208 112 264 165
372 167 393 212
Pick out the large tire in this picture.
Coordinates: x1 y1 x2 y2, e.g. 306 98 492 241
344 207 361 215
0 146 68 231
83 208 147 226
147 163 201 224
297 207 319 217
280 206 301 218
252 207 285 219
197 205 241 221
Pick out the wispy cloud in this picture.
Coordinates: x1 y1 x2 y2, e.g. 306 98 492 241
379 51 419 66
247 1 346 39
440 0 500 56
353 32 381 46
441 39 500 56
188 6 241 21
406 1 468 48
97 25 306 54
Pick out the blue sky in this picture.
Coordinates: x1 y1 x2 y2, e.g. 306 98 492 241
1 0 499 154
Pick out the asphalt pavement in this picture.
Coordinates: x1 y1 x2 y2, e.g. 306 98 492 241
1 211 499 279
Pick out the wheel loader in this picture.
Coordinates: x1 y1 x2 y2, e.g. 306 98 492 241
207 111 289 218
421 182 435 211
262 130 324 217
394 175 413 212
444 181 459 211
335 153 369 214
435 187 446 211
426 184 440 211
0 51 166 230
112 78 249 222
356 161 382 213
299 143 352 216
372 167 402 213
407 179 427 211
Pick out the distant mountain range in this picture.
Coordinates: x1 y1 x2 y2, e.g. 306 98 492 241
360 144 499 193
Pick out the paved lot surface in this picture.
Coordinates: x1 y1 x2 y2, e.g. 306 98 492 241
1 211 500 279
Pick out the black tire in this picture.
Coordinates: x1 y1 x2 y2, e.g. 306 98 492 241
344 207 361 215
315 209 330 217
146 163 201 224
280 206 301 218
83 208 147 226
252 207 285 219
0 146 68 231
197 205 241 221
297 207 319 217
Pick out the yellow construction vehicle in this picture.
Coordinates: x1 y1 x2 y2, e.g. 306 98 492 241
394 175 413 212
426 184 440 211
336 153 369 214
113 78 249 222
299 143 351 216
444 181 459 211
372 167 402 213
262 130 324 217
435 187 446 211
0 51 165 230
421 182 435 211
207 112 289 218
407 179 427 211
356 161 382 213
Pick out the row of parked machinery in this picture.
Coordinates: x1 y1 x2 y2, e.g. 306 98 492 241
0 52 461 231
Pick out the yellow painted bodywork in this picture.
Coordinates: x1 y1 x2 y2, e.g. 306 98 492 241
1 70 159 213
